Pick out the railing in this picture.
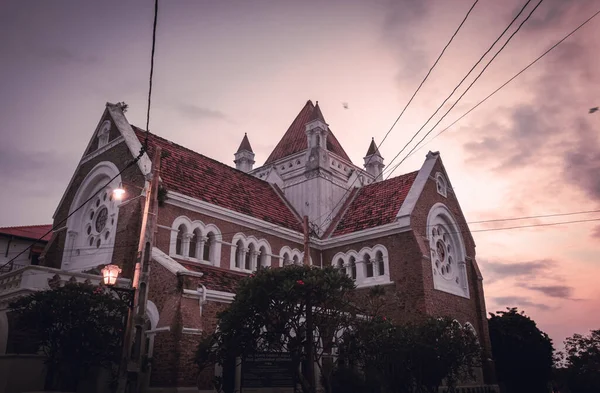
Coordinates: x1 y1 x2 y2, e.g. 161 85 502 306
0 265 131 311
0 263 27 274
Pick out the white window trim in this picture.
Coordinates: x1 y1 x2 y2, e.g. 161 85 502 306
427 203 469 298
229 233 273 273
435 172 448 198
97 120 111 148
61 161 122 271
331 245 391 288
278 245 310 267
169 216 222 267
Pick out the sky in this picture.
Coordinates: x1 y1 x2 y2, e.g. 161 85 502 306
0 0 599 350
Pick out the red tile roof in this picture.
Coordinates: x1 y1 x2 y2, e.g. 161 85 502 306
132 127 303 233
0 224 53 242
332 171 419 236
176 259 247 293
264 100 352 165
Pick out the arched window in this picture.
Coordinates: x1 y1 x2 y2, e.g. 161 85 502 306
235 240 245 269
364 254 373 278
376 251 384 276
292 255 299 266
246 244 255 270
204 232 214 262
189 229 201 258
436 172 448 197
283 252 291 266
428 203 469 298
349 257 356 280
176 225 186 255
336 258 345 272
257 246 267 269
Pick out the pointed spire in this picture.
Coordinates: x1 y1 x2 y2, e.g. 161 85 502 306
366 138 380 156
236 133 253 153
309 101 326 124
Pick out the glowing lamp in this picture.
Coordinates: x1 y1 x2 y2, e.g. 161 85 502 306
101 264 122 286
113 184 126 200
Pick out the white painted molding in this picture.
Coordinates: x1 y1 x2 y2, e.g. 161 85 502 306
183 288 236 303
395 152 438 221
146 326 170 335
80 136 125 165
182 327 203 335
151 247 204 278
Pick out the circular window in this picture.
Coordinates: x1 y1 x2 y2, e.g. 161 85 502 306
95 206 108 232
430 225 457 281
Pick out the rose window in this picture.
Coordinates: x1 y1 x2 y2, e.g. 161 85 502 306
84 189 115 250
430 225 458 283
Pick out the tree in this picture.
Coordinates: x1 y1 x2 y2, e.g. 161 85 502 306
195 265 357 393
563 330 600 393
336 316 481 393
9 281 130 392
488 307 554 393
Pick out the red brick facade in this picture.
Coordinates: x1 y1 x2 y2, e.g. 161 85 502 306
37 103 497 391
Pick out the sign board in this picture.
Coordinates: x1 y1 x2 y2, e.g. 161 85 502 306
241 352 295 393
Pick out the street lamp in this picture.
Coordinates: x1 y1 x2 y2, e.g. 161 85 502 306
101 264 122 286
113 184 126 200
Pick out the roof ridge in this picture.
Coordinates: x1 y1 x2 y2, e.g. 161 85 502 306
0 224 53 229
132 125 269 184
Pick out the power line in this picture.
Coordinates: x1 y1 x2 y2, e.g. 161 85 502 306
4 207 598 258
385 0 544 179
0 0 161 271
314 0 480 230
401 8 600 159
383 0 535 174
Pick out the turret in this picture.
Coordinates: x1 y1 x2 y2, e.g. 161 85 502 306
234 133 255 173
364 138 384 181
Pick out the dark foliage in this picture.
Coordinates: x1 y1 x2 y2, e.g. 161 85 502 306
488 307 554 393
9 282 129 392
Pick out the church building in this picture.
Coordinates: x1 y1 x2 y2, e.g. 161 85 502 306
1 100 497 392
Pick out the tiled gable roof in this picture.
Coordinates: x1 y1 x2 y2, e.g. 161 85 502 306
0 224 53 242
264 100 351 165
132 127 303 233
332 171 419 236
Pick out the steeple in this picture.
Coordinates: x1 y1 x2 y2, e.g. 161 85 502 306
234 133 255 173
364 138 384 181
305 101 329 150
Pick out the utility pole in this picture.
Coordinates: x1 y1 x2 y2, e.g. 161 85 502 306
117 146 162 393
303 215 316 393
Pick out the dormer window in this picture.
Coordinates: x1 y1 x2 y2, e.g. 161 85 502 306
98 121 110 148
436 173 447 197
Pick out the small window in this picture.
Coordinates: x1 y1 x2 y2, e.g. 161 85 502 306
204 232 214 262
176 225 186 255
337 258 345 273
235 240 245 269
257 246 267 269
292 255 299 266
365 254 373 278
189 229 200 258
376 251 385 276
283 252 291 266
436 173 447 197
349 257 357 280
98 121 110 148
245 244 255 270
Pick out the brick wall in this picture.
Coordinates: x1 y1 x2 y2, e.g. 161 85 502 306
43 111 147 276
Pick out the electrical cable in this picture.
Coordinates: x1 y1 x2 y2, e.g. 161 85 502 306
312 0 480 229
385 0 544 179
400 8 600 160
385 0 535 174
